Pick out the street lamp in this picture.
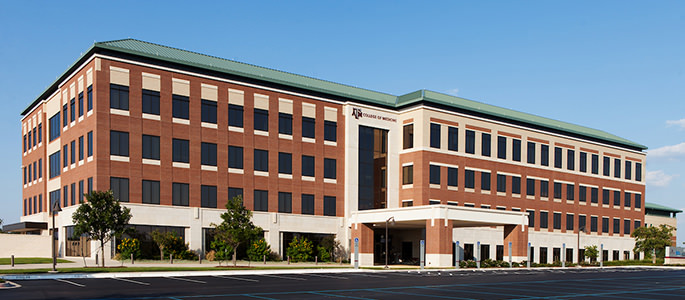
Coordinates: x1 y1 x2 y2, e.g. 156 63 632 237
577 225 586 264
384 216 395 269
50 199 62 272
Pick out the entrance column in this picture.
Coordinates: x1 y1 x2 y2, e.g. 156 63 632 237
351 223 374 266
426 219 453 267
504 224 528 262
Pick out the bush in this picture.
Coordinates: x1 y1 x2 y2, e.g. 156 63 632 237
164 234 197 260
286 236 313 262
317 245 331 262
117 238 141 260
211 238 234 265
247 238 271 261
205 250 216 262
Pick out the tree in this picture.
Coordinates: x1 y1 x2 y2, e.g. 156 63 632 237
150 230 176 260
0 218 4 233
211 195 261 266
72 190 132 268
632 224 675 264
584 245 598 263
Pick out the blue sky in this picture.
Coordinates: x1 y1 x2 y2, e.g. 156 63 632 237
1 1 683 244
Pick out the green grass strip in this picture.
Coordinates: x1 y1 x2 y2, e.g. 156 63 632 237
0 258 72 265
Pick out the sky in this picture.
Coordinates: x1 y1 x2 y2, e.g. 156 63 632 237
0 1 683 244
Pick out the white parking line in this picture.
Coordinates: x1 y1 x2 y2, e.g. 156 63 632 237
305 273 348 280
349 273 386 278
111 277 150 285
166 277 206 284
54 279 85 287
212 275 259 282
260 274 307 281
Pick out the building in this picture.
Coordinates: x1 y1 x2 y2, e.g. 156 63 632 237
645 202 681 247
13 39 647 266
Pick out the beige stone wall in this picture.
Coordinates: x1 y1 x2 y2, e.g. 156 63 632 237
0 233 52 257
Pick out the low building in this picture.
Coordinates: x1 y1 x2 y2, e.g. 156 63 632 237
645 202 681 246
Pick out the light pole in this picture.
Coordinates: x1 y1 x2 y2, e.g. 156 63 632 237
51 199 62 272
577 225 586 264
384 216 395 269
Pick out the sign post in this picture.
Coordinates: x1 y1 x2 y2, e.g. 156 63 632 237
562 243 566 268
354 237 359 270
455 241 460 269
50 199 62 272
527 242 531 268
476 241 481 269
600 244 604 268
420 240 425 270
508 241 512 268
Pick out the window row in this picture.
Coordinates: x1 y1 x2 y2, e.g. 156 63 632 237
416 123 643 182
23 158 43 184
48 85 93 142
527 210 641 235
22 123 42 153
47 132 94 179
23 194 43 216
49 177 93 210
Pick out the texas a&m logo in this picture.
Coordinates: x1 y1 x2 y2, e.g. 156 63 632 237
352 108 363 119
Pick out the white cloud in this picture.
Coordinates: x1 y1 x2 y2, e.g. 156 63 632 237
646 170 677 187
446 88 459 96
647 142 685 159
666 119 685 129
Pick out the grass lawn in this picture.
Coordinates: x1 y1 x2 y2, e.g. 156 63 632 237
0 258 72 265
0 265 351 275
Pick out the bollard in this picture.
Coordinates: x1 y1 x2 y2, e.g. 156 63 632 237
11 255 15 267
199 254 202 264
315 256 318 265
287 256 290 265
170 254 174 264
476 241 481 269
131 253 134 265
263 255 266 264
95 253 99 267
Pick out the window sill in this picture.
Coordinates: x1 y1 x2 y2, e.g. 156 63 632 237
512 194 521 198
324 178 337 184
172 118 190 125
497 192 506 197
228 168 244 174
254 171 269 177
302 137 315 143
429 184 441 189
87 110 93 117
201 122 218 129
142 159 161 166
480 189 490 194
110 108 130 116
87 156 93 163
526 195 535 199
279 134 293 140
173 162 190 169
324 140 337 146
278 173 293 179
448 186 458 191
78 116 84 122
254 130 269 136
228 126 244 133
301 176 315 182
110 155 129 162
201 165 217 171
402 184 413 189
142 113 161 121
78 160 84 166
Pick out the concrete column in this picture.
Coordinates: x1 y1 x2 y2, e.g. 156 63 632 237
504 224 528 262
351 223 374 266
426 219 453 267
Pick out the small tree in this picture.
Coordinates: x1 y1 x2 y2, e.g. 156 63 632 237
72 190 132 267
286 236 313 262
632 224 675 264
150 230 176 260
211 195 261 266
0 218 4 233
584 245 598 263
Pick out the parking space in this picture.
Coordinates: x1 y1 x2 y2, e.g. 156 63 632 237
3 268 685 299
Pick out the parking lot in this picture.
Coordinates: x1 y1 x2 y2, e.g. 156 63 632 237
3 267 685 299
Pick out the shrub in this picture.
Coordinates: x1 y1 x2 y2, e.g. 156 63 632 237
211 238 234 265
286 236 313 262
317 245 331 262
205 250 216 262
247 238 271 261
117 238 141 260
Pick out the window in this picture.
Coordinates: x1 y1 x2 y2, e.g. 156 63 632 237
403 165 414 185
228 104 244 127
78 136 84 161
322 158 336 179
526 178 535 196
303 117 316 139
279 113 292 135
142 135 160 160
512 176 521 194
625 161 632 180
493 174 505 193
110 177 129 202
142 180 160 204
63 145 68 167
87 85 93 111
567 149 575 170
614 158 621 178
497 136 506 159
403 124 413 149
451 127 461 152
553 182 562 199
566 214 574 231
430 123 440 148
591 187 598 204
63 104 68 127
636 163 642 181
79 180 84 203
253 108 269 131
527 210 535 227
23 135 26 153
603 157 610 176
201 142 217 166
228 146 243 169
590 216 598 232
70 98 75 122
553 213 561 230
466 130 476 154
201 185 217 208
579 152 587 173
110 131 129 157
634 220 642 230
554 147 562 168
579 186 586 202
70 140 76 164
324 196 336 216
608 218 615 234
200 100 217 124
445 167 457 187
278 192 292 213
540 180 549 198
38 123 42 143
579 215 586 231
301 194 315 215
512 139 521 162
279 152 292 174
172 95 189 119
78 92 84 117
567 184 575 200
324 120 337 142
591 154 599 174
624 219 631 235
228 188 243 202
429 165 440 184
254 190 268 211
27 132 31 149
635 194 642 208
254 149 268 172
33 127 36 145
481 172 491 191
465 170 475 189
49 112 60 141
302 155 315 177
171 139 189 163
541 144 549 166
482 133 491 156
172 183 189 206
602 189 610 205
87 131 93 157
540 211 549 229
527 142 536 164
38 158 42 179
613 191 621 206
624 192 631 207
142 90 160 115
110 84 129 110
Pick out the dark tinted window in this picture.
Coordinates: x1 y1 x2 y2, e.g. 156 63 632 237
403 124 413 149
278 113 293 135
324 121 337 142
228 104 244 127
302 155 315 177
482 133 491 156
540 180 549 198
201 100 217 123
172 139 189 163
228 146 243 169
201 142 217 166
110 131 129 157
201 185 217 208
554 182 562 199
110 177 129 202
172 95 189 119
324 158 336 179
481 172 491 191
429 165 440 184
567 150 575 170
430 123 440 148
172 183 189 206
450 127 461 152
526 178 535 196
142 135 160 160
323 196 336 216
567 184 575 200
497 174 506 192
278 192 292 213
254 190 268 211
579 152 587 173
540 211 548 229
142 89 160 115
540 144 549 166
301 194 314 215
279 152 292 174
142 180 160 204
554 147 562 168
527 142 535 164
254 149 268 172
303 117 316 138
512 176 521 194
465 170 475 189
625 161 632 180
591 154 599 174
512 139 521 162
403 165 414 185
110 84 129 110
603 157 610 176
497 136 506 159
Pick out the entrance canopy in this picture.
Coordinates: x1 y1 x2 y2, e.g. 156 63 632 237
350 205 527 229
2 221 48 233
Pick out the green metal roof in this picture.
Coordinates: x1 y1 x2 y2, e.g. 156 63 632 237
645 202 683 213
23 39 647 151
